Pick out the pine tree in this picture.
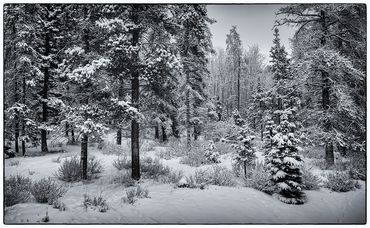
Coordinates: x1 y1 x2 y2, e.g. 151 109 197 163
226 26 243 111
176 4 214 150
266 110 305 204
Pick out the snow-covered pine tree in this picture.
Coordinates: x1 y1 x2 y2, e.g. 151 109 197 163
277 4 366 165
176 4 214 150
232 126 256 177
266 110 305 204
226 26 243 111
204 140 221 163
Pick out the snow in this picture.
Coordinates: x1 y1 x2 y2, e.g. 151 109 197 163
4 135 366 224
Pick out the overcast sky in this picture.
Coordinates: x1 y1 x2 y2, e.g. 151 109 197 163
207 4 296 63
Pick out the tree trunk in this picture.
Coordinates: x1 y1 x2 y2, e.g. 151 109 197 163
41 17 50 153
184 23 191 153
154 126 159 139
71 128 75 143
65 122 69 137
320 10 334 166
237 58 241 111
117 129 122 145
131 9 140 180
21 77 26 156
194 126 198 141
325 141 334 167
161 126 167 142
170 113 180 138
14 71 19 154
80 133 88 180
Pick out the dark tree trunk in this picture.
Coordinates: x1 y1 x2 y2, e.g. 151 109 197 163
325 141 334 167
154 126 159 139
117 129 122 145
130 8 140 180
161 126 167 142
14 70 19 154
237 58 241 111
170 113 180 138
71 128 75 143
184 24 191 153
80 133 88 180
21 77 26 156
41 16 50 153
320 10 335 166
65 122 69 137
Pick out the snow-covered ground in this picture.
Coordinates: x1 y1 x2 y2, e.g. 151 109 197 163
4 135 366 224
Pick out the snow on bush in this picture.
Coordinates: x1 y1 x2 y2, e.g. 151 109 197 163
112 155 131 170
122 186 150 205
99 141 128 155
244 168 275 195
5 174 32 207
30 177 67 204
55 156 104 182
113 171 136 187
180 165 236 188
301 166 321 190
324 171 360 192
83 194 109 212
141 157 171 179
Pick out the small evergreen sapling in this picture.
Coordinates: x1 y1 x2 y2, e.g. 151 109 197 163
266 111 305 204
232 127 256 177
203 140 221 163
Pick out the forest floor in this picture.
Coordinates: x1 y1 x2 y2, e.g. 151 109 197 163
4 133 366 224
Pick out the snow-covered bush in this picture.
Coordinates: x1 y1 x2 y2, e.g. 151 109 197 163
52 199 67 211
31 177 67 204
83 194 108 212
179 166 236 188
210 165 237 187
179 142 210 167
159 170 184 184
5 174 32 206
301 167 321 190
266 111 305 204
99 141 127 155
203 140 221 163
141 157 171 179
122 186 149 205
325 172 360 192
9 160 20 166
55 156 103 182
244 169 275 195
113 171 136 187
203 120 239 142
112 155 131 170
348 153 366 181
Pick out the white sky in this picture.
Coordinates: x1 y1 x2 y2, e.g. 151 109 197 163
207 4 297 62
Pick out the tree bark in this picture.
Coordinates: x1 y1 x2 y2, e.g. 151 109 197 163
80 133 88 180
320 10 334 166
154 125 159 139
65 122 69 137
130 7 140 180
237 57 241 111
117 129 122 145
161 126 167 142
21 76 26 156
14 74 19 154
41 13 50 153
71 128 75 144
